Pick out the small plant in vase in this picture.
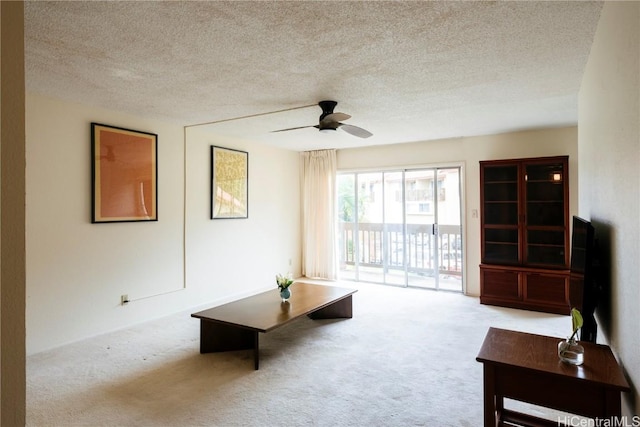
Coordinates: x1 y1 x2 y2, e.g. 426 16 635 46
276 273 294 302
558 308 585 365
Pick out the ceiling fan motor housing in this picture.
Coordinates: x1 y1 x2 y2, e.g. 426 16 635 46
318 100 338 122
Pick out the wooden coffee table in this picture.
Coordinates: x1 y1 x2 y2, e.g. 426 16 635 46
191 282 356 369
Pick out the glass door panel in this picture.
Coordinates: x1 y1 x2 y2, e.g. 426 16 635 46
405 169 436 289
355 172 384 284
436 168 462 292
383 171 405 286
337 174 357 281
337 167 463 293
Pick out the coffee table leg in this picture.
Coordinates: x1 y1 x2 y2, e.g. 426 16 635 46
200 320 256 352
308 295 353 319
254 333 259 370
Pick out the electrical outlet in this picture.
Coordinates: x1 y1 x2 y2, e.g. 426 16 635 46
121 294 129 306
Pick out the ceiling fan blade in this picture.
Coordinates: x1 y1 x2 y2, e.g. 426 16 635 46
321 112 351 124
271 125 315 133
340 124 373 139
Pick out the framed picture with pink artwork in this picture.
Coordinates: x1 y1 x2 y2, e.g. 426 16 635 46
91 123 158 223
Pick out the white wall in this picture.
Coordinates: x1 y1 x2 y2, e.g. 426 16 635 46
26 93 301 354
337 127 578 297
184 127 301 304
579 1 639 415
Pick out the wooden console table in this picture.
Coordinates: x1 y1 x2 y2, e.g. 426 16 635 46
191 282 356 370
476 327 630 426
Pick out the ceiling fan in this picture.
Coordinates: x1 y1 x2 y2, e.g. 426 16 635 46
272 100 373 138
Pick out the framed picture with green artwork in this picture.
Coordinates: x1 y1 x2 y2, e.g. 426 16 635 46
211 146 248 219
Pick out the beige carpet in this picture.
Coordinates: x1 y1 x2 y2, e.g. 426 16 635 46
27 282 574 426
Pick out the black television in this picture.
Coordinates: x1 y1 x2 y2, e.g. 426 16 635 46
568 215 598 343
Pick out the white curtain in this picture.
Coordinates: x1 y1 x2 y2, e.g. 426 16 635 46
300 149 337 280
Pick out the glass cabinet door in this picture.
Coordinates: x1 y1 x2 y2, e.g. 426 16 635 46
481 164 520 264
524 161 567 266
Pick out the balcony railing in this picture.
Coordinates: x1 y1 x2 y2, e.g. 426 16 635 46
338 222 462 277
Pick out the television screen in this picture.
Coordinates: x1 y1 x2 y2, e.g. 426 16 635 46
569 216 597 342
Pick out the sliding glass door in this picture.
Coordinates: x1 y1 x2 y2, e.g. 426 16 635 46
337 167 463 291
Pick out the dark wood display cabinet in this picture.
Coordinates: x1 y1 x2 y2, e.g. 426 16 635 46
479 156 570 315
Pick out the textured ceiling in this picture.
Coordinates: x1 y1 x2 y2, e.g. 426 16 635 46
25 1 603 151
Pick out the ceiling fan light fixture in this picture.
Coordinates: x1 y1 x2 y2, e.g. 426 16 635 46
318 121 341 132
